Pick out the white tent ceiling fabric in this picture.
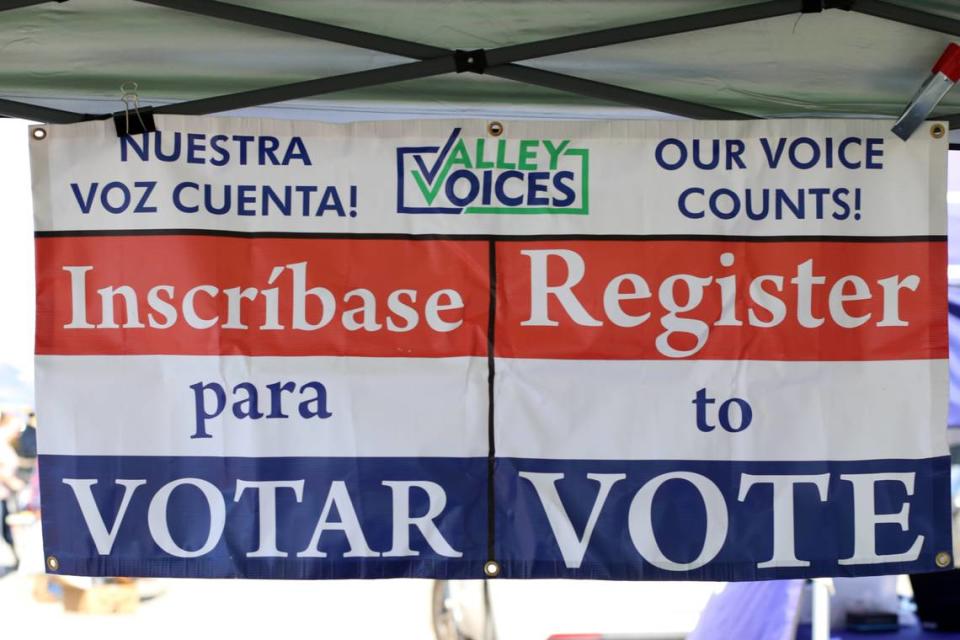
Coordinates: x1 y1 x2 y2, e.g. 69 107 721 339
1 0 959 126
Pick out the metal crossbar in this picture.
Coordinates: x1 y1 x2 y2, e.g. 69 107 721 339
0 0 958 124
154 58 458 116
853 0 960 37
135 0 449 59
487 65 751 119
0 97 86 124
482 0 801 65
139 0 760 119
0 0 57 11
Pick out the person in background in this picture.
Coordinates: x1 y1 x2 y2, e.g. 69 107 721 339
15 412 36 462
14 412 37 504
21 412 40 513
0 412 25 576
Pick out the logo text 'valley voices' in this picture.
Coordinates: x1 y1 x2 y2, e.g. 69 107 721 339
396 128 589 215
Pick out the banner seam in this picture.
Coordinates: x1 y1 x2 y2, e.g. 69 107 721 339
487 239 497 568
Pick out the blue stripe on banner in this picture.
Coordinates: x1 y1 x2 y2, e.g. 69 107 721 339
39 455 488 579
495 457 953 581
39 455 952 580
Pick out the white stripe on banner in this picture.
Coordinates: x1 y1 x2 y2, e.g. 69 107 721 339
38 355 946 461
31 117 945 237
495 358 947 461
37 355 488 457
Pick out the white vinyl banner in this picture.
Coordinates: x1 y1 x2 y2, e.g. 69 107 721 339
31 116 951 580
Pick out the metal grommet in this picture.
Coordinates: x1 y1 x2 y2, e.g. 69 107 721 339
935 551 952 568
46 555 59 571
483 560 500 577
487 121 504 137
32 127 47 141
930 123 946 139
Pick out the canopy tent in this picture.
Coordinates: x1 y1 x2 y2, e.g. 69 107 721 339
1 0 960 139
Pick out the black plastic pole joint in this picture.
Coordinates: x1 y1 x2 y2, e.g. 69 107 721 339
801 0 854 12
454 49 488 74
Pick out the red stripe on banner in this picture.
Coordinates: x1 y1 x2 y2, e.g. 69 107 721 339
495 240 946 360
36 236 489 357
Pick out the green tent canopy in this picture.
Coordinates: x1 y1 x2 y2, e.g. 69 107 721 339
1 0 959 138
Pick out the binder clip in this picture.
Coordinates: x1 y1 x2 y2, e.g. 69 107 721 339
114 81 156 137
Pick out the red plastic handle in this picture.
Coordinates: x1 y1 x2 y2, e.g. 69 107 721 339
932 42 960 82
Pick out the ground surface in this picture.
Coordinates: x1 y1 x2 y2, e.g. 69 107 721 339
0 521 713 639
0 569 437 639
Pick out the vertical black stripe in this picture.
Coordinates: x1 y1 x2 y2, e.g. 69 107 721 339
486 239 497 564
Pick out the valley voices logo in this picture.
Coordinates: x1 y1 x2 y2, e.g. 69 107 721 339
396 128 589 215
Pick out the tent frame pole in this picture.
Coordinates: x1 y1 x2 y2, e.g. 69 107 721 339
0 0 59 12
136 0 756 119
852 0 960 37
0 97 87 124
155 58 458 116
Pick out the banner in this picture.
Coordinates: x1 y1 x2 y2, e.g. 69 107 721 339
31 117 951 580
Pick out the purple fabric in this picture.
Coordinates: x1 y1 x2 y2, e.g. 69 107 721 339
688 580 804 640
948 286 960 428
